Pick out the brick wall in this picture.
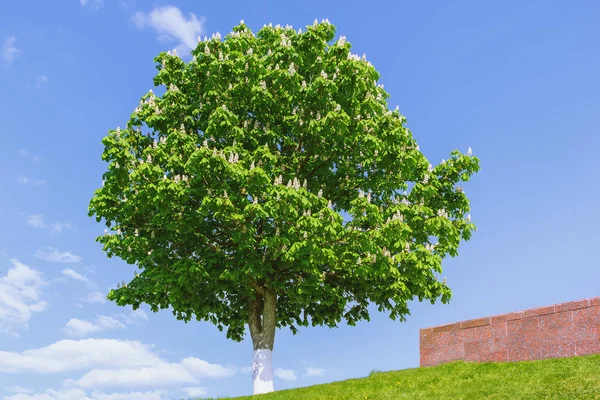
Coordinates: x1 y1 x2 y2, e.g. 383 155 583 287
420 296 600 366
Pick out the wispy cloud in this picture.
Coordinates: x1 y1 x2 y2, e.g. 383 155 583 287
63 315 125 338
0 259 47 336
304 367 325 376
18 148 43 163
0 338 162 373
35 75 49 88
61 268 91 285
65 357 235 389
80 0 103 9
5 386 35 394
182 387 208 397
4 389 169 400
17 176 46 186
35 247 82 263
81 291 107 304
2 36 21 63
274 368 297 381
132 6 205 53
26 214 73 234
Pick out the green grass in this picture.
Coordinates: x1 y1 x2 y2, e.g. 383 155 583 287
212 354 600 399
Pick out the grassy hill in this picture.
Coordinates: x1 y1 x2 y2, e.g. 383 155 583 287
216 354 600 399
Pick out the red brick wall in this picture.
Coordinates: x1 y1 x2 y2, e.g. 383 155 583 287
420 296 600 366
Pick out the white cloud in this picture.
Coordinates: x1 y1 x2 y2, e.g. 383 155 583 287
66 356 234 389
35 248 81 263
274 368 297 381
63 315 125 338
26 214 73 234
80 0 103 9
5 386 35 394
35 75 49 89
17 176 46 186
0 259 47 336
80 292 106 304
3 389 168 400
2 36 21 63
18 148 43 163
0 339 162 374
132 6 205 52
61 269 90 284
304 367 325 376
181 387 207 397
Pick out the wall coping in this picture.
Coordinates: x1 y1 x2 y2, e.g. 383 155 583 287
421 296 600 332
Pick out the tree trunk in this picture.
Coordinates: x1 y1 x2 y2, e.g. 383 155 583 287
248 288 277 395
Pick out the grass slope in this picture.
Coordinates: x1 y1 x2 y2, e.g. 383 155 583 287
219 355 600 400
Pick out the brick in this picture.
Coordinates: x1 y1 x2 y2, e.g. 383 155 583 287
491 311 523 324
507 316 540 338
420 329 434 348
420 346 436 367
508 339 541 362
590 297 600 307
493 336 509 352
492 321 507 338
539 343 575 359
555 299 590 313
436 343 464 364
488 350 509 362
460 317 491 329
523 305 555 319
432 322 460 334
575 339 600 356
573 307 600 341
465 339 493 362
461 325 493 343
539 311 573 330
435 330 461 346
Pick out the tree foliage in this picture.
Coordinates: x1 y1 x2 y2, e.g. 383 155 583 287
88 20 480 343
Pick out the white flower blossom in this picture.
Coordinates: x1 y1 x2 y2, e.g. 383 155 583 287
288 62 296 75
160 136 167 144
358 191 364 198
405 243 410 252
298 28 302 34
466 214 471 222
328 200 333 208
302 80 307 88
320 70 327 79
250 161 255 170
467 146 472 156
318 189 323 198
253 196 258 204
203 139 208 147
422 174 429 184
204 46 211 56
437 209 448 218
443 276 447 284
428 164 433 173
335 104 341 112
276 227 280 235
366 193 372 203
115 162 119 169
292 177 300 190
128 246 131 252
134 229 139 237
337 36 347 46
260 80 266 90
153 139 158 148
213 32 222 40
219 51 223 61
303 231 308 239
146 154 152 163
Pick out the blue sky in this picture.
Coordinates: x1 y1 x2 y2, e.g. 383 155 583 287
1 0 599 398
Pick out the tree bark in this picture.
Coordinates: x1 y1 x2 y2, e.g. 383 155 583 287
248 287 277 394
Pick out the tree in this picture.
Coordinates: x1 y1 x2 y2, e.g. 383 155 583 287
88 19 479 395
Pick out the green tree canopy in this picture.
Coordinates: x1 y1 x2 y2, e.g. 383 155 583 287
88 19 479 393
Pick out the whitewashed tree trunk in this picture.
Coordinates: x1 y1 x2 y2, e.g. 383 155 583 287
248 287 277 395
252 348 274 394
